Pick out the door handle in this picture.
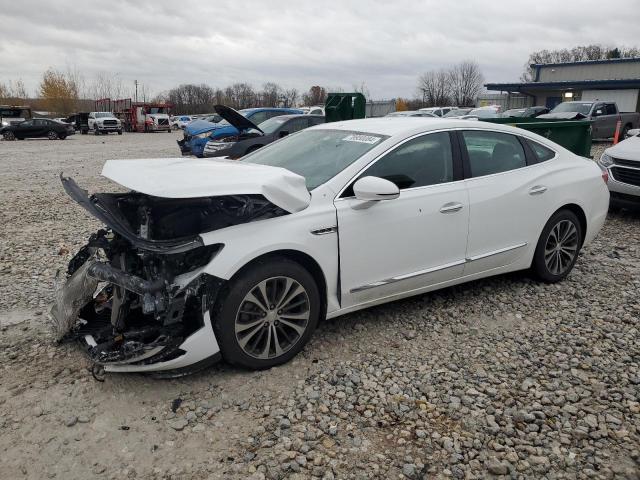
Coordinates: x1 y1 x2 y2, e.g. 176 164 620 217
529 185 547 195
439 202 463 214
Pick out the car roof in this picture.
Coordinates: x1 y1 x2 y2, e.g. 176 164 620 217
267 114 324 120
311 117 533 137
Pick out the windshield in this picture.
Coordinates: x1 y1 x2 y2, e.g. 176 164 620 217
444 109 470 117
95 112 114 118
242 129 389 190
257 116 288 134
551 102 592 115
147 107 167 114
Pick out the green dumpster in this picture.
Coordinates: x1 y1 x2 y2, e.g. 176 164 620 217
482 117 593 157
325 93 366 123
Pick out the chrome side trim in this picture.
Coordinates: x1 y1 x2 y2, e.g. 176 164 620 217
349 242 528 294
310 226 338 235
350 259 465 293
465 242 528 262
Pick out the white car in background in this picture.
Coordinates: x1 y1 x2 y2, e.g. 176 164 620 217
418 106 457 117
88 112 122 135
171 115 194 130
597 128 640 209
54 118 609 375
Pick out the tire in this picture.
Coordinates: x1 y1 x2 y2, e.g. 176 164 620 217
3 131 16 141
144 124 149 133
117 129 123 135
212 257 321 369
532 210 583 283
94 126 99 136
47 130 58 140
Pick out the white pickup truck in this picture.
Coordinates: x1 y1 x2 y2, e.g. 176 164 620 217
540 101 640 139
88 112 123 135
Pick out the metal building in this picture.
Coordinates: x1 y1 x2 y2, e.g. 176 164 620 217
485 57 640 112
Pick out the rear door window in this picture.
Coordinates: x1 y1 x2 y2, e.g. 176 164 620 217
462 130 527 177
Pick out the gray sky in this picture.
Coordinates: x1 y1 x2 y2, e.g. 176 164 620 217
2 0 639 99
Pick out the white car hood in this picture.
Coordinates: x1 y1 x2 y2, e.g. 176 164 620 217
101 158 311 213
606 135 640 162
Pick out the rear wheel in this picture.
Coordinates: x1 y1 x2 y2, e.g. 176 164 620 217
212 257 320 369
3 131 15 141
47 130 58 140
532 210 582 282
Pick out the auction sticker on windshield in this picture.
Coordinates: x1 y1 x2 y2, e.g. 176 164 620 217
342 134 382 144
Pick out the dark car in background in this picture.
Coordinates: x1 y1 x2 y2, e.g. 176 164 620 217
203 111 324 158
502 106 549 118
179 106 304 157
1 118 75 140
65 112 90 134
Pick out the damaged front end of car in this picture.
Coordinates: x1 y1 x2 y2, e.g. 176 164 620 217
52 175 290 376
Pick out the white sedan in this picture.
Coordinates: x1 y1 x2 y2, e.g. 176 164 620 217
54 118 609 375
597 129 640 209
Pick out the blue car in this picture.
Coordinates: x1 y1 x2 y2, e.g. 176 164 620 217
178 107 303 157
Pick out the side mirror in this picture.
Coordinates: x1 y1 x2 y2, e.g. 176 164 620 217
353 176 400 201
279 130 289 138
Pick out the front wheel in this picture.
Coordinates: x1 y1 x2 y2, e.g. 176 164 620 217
212 257 321 369
3 131 16 141
117 129 123 135
94 126 99 136
47 130 58 140
532 210 582 282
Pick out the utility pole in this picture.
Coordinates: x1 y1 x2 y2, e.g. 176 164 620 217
134 80 138 103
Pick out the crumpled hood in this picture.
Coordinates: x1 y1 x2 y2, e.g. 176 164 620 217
606 134 640 161
101 158 311 212
185 119 224 136
538 112 587 120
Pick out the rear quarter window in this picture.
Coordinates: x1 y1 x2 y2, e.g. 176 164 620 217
526 139 556 162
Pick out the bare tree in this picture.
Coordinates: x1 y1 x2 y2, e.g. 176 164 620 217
260 82 282 107
449 61 484 107
281 88 299 108
418 69 451 107
302 86 327 106
352 81 370 100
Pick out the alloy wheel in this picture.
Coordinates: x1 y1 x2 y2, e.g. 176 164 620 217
235 276 310 360
47 131 58 140
544 219 578 276
3 131 15 141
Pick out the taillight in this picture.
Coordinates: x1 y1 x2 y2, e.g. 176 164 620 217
602 171 609 184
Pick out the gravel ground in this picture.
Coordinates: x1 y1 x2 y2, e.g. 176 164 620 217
0 133 638 479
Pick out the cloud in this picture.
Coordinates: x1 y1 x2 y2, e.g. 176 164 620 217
1 0 639 99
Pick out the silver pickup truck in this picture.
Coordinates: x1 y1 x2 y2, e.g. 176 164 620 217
539 101 640 139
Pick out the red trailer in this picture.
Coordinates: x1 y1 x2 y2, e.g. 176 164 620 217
94 98 173 132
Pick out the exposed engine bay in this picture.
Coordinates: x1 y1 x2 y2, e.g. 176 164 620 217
51 176 288 376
